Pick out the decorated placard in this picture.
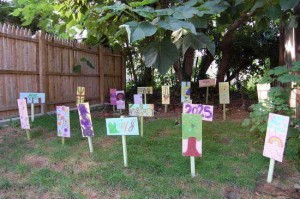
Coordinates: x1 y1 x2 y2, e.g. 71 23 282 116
116 91 125 109
199 79 216 87
128 104 154 117
183 103 213 121
20 92 45 104
219 82 230 104
257 83 270 102
137 87 153 94
78 103 94 137
182 114 202 157
106 117 139 135
181 82 191 103
76 87 85 104
133 94 143 104
110 88 117 105
56 106 70 138
162 86 170 104
263 113 289 162
17 99 30 129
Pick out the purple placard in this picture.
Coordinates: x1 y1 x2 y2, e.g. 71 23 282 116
78 103 94 137
134 94 143 104
110 88 117 105
182 103 213 122
116 91 125 109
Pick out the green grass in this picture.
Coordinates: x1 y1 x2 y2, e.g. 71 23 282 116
0 111 297 198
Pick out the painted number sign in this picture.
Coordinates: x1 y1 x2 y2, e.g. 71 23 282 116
263 113 289 162
183 103 213 121
137 87 153 94
110 88 117 105
106 117 139 136
182 114 202 157
20 92 45 104
56 106 70 138
76 87 85 104
181 82 191 103
257 83 270 102
219 82 230 104
17 99 30 129
162 86 170 104
199 79 216 87
128 104 154 117
78 103 94 137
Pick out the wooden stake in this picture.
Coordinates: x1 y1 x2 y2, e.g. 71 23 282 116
119 109 122 114
26 129 31 141
122 135 128 167
206 87 209 104
267 158 275 183
190 156 196 178
164 104 167 113
87 136 94 153
62 137 65 145
140 116 143 137
31 103 34 122
144 93 147 104
223 104 226 120
113 105 115 112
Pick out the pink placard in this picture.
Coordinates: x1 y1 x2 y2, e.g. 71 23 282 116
17 99 30 129
199 79 216 87
56 106 71 138
263 113 289 162
182 103 213 121
116 91 125 109
133 94 143 104
110 88 117 105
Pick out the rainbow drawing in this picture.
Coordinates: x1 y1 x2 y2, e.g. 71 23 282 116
268 136 283 148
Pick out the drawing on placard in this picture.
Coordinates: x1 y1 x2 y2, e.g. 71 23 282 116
183 103 213 121
116 91 125 109
56 106 70 138
106 117 139 135
20 92 45 104
134 94 143 104
110 88 117 105
219 82 230 104
182 114 202 157
263 113 289 162
137 87 153 94
181 82 191 103
257 83 271 102
199 79 216 87
76 87 85 104
128 104 154 117
78 103 94 137
17 99 30 129
162 86 170 104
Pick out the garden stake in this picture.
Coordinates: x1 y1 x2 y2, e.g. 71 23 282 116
119 109 122 114
144 93 147 104
223 104 226 120
62 137 65 145
165 104 168 113
190 156 196 178
113 105 115 112
87 136 94 153
206 87 209 104
26 129 31 141
267 158 275 183
122 135 128 167
140 116 143 137
31 103 34 122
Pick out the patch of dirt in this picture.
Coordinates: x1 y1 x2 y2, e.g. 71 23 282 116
22 155 50 168
96 136 117 148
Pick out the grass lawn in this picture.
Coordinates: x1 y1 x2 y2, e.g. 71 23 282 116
0 110 297 198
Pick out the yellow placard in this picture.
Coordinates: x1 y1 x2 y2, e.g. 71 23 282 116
76 86 85 104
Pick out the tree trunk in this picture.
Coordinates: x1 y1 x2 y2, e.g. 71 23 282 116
143 67 152 86
125 41 138 86
217 34 233 82
197 50 214 81
173 59 183 83
183 47 195 81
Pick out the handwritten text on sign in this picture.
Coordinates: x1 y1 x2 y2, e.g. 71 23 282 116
129 104 154 117
106 117 139 136
183 103 213 121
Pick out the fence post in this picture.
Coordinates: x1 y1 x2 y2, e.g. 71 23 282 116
99 46 105 104
37 31 47 114
121 51 126 90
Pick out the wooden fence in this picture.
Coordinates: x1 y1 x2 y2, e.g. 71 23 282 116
0 23 125 120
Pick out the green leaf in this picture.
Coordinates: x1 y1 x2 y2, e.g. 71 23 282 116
198 0 229 16
173 5 199 19
120 21 157 43
250 0 265 14
277 73 300 83
143 40 179 75
184 0 203 7
291 61 300 72
188 17 208 29
267 66 288 76
73 64 81 73
80 57 95 69
129 0 158 7
11 8 21 16
265 5 281 20
158 17 196 34
132 6 155 19
280 0 300 11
